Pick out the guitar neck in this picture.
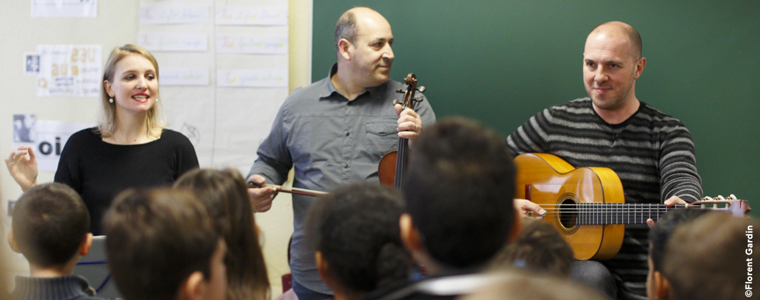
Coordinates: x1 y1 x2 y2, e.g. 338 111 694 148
574 203 688 225
572 200 748 225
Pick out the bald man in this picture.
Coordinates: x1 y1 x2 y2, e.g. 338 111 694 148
247 7 435 300
506 22 702 300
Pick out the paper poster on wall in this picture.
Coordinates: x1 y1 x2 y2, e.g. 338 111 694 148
217 69 288 87
11 118 93 172
36 45 102 97
138 0 289 170
139 5 209 24
215 6 287 25
137 32 208 52
160 67 210 86
32 0 97 18
216 35 287 54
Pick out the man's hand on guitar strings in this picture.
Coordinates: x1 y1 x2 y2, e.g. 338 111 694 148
514 199 546 218
646 196 688 228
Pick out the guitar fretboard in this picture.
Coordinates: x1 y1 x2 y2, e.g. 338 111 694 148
574 203 687 225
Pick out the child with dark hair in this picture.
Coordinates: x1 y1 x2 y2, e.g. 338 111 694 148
367 117 521 300
103 188 227 300
174 168 270 300
7 183 100 300
489 218 574 277
646 209 711 300
305 182 411 300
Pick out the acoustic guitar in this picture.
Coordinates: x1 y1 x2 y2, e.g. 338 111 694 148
513 153 751 260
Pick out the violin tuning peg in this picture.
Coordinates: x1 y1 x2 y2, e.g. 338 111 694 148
396 89 405 94
417 86 426 93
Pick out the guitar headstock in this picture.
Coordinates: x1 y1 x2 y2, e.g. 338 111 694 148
691 194 751 217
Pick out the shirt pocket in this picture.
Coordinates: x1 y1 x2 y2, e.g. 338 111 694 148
365 120 398 156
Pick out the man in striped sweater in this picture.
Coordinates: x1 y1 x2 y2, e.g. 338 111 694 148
506 21 702 300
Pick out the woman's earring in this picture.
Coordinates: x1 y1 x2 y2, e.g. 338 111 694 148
109 97 114 104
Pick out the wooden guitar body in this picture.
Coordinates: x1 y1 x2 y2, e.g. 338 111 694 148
514 153 625 260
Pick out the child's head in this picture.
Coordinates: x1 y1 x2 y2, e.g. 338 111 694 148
402 118 518 271
306 183 410 299
9 183 91 269
174 168 270 300
658 212 757 300
104 188 226 300
461 270 609 300
490 218 574 277
646 209 710 300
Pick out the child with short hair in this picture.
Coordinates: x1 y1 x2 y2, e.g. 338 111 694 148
661 212 759 300
305 182 411 300
7 182 100 300
646 209 710 300
103 188 227 300
489 218 574 277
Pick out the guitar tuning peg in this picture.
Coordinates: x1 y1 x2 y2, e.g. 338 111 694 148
715 195 726 201
728 194 737 200
396 89 405 94
393 99 400 105
703 196 714 201
417 86 426 93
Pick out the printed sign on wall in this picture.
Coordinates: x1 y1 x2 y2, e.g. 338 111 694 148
32 0 97 18
35 45 102 97
11 116 93 172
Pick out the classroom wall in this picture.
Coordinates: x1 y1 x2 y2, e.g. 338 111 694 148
313 1 760 216
0 1 310 296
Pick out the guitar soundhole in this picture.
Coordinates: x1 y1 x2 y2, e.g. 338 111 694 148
557 198 578 230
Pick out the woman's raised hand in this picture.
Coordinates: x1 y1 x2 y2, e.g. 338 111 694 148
4 145 39 191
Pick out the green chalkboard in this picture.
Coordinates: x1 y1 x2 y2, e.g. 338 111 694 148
312 1 760 216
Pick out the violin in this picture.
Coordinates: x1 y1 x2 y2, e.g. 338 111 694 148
247 74 425 197
378 73 426 189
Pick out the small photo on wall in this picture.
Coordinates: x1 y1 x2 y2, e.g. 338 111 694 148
13 114 36 143
24 53 40 76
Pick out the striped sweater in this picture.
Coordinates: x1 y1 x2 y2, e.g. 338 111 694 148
506 97 702 300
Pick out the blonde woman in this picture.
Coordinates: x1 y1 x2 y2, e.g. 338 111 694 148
5 44 199 234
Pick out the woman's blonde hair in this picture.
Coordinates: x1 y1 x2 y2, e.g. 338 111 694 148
98 44 164 138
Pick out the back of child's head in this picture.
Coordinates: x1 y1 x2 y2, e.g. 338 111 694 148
403 117 516 269
174 168 270 300
306 182 410 296
648 209 710 272
490 218 574 277
104 188 221 300
12 183 89 267
461 270 610 300
662 213 759 300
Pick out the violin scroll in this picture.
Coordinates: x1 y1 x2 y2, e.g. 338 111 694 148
394 73 425 110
